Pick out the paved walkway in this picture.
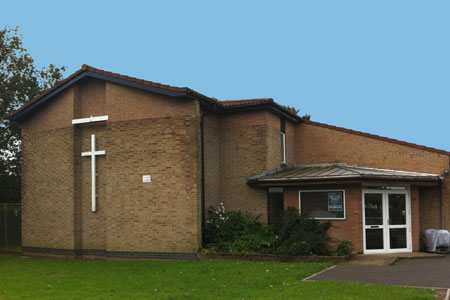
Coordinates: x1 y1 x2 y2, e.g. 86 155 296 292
306 254 450 289
346 252 444 266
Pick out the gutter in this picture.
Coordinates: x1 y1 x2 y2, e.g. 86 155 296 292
223 102 302 123
247 175 442 185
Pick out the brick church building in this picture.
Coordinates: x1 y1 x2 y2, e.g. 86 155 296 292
7 65 450 259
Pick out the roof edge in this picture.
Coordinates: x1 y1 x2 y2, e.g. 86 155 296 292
6 64 304 123
247 163 443 185
222 101 303 123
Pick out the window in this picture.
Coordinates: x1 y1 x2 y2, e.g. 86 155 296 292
299 190 345 220
280 132 286 164
280 118 286 165
268 187 284 225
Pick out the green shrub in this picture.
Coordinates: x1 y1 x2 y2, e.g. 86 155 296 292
285 241 311 256
204 205 332 256
204 204 276 253
335 240 354 258
273 207 331 256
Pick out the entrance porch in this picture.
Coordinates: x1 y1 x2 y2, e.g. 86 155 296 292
247 163 443 254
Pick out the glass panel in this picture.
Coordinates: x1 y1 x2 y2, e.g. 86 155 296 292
389 194 406 225
268 188 284 225
366 229 384 250
364 193 383 225
300 191 344 219
280 133 286 163
268 187 283 193
390 228 407 249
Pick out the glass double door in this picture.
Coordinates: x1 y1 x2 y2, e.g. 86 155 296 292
363 190 411 253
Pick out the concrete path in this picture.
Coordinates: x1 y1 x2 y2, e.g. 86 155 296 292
347 252 445 266
306 254 450 289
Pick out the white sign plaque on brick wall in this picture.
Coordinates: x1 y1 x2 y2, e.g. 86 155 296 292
143 175 151 183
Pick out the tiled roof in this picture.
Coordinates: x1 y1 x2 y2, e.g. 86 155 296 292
6 67 85 119
247 163 442 185
6 65 190 119
6 65 302 123
221 98 274 107
83 65 190 92
303 120 450 156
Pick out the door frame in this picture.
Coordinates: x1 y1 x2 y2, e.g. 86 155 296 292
362 187 412 254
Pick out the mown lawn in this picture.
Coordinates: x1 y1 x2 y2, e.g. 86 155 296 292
0 254 435 300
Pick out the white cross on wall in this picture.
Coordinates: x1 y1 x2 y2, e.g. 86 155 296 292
81 134 105 212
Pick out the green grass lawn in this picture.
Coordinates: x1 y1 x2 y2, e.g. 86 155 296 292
0 254 435 300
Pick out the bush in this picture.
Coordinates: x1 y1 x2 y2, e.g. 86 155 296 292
204 205 332 256
335 240 354 258
285 241 311 256
273 207 331 256
204 204 276 253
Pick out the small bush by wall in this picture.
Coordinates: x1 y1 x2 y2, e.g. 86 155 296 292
335 240 354 258
272 207 331 256
204 204 276 253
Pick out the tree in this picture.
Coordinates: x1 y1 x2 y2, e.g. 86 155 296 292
0 26 66 202
281 105 311 120
282 105 300 115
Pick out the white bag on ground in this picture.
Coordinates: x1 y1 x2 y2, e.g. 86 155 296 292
423 229 438 253
436 230 450 254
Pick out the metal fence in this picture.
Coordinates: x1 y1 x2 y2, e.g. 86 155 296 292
0 203 21 249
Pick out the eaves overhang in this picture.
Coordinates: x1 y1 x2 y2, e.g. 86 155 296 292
221 101 302 123
247 163 443 187
7 70 192 122
6 65 302 124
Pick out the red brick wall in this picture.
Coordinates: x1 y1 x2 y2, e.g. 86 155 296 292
419 186 442 233
284 184 421 253
411 186 421 251
284 184 364 252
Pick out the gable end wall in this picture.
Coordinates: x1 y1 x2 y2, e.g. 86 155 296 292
20 79 202 256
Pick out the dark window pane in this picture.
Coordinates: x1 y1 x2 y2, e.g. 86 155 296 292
364 193 383 225
268 188 284 225
390 228 407 249
366 229 384 250
300 191 344 219
389 194 406 225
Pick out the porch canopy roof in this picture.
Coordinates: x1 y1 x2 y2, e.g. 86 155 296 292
247 163 443 187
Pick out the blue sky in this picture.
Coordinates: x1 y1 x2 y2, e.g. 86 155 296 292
2 1 449 150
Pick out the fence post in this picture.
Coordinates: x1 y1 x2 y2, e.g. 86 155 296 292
3 204 6 248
